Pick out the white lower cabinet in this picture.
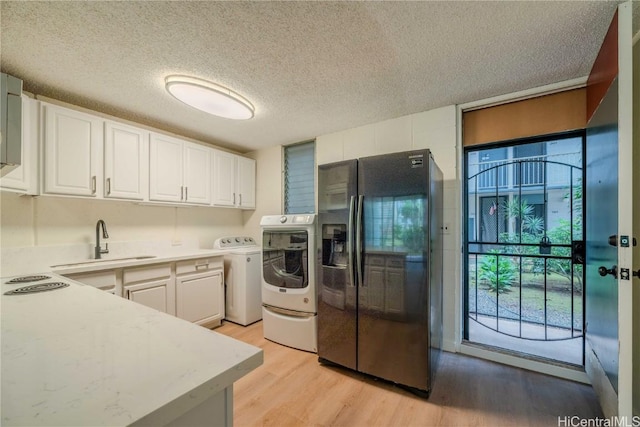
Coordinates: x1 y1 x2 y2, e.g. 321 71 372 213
60 256 224 327
175 257 224 328
126 280 170 312
123 263 175 316
65 269 119 295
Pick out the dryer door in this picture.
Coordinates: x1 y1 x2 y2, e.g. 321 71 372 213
262 230 309 289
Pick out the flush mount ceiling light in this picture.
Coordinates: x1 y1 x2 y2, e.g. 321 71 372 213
165 75 254 120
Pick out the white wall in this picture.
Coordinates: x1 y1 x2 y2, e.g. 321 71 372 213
316 105 460 351
240 145 283 244
0 191 245 249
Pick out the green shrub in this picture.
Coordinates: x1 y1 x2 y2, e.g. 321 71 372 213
478 251 517 293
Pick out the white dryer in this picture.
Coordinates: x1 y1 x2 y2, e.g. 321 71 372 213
214 236 262 326
260 214 317 352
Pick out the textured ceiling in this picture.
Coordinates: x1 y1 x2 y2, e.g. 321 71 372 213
0 1 633 153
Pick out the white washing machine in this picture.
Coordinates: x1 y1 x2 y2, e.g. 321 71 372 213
214 236 262 326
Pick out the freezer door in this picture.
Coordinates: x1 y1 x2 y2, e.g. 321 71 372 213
317 160 358 369
357 150 434 391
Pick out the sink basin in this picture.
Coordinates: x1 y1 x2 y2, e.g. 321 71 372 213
51 256 157 268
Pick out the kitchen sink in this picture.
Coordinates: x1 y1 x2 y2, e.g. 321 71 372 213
51 255 157 268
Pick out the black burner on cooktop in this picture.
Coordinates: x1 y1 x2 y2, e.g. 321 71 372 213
4 282 69 295
7 275 51 284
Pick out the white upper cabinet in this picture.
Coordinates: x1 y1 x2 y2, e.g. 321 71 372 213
212 150 236 207
1 96 38 194
149 133 211 205
149 133 184 203
10 98 253 209
236 156 256 209
104 121 148 200
184 142 211 205
212 151 256 209
42 103 103 197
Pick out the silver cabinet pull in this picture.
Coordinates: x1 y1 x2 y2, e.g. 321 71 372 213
233 192 236 205
91 176 97 194
106 178 111 195
181 186 184 201
185 186 188 201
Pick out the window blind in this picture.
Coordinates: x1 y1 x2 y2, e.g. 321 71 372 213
463 88 586 147
284 141 315 214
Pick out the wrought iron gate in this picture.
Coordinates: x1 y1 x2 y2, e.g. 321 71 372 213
465 156 585 348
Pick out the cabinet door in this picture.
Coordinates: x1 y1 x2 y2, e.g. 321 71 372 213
212 150 236 207
384 268 405 315
125 279 170 314
236 156 256 209
43 103 103 196
1 96 38 194
149 133 183 202
366 266 386 312
176 271 223 326
104 121 147 200
184 142 211 205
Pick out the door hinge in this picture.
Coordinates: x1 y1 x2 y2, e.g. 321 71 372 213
620 268 630 281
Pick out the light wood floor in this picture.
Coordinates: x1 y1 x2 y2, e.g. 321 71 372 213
215 320 603 427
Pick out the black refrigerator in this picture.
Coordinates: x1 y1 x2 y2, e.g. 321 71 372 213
317 149 443 395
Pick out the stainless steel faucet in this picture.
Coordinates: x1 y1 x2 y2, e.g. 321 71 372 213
95 219 109 259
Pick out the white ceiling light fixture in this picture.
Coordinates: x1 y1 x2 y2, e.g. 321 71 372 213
165 75 255 120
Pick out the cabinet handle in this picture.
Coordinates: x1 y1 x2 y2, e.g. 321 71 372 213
181 186 184 201
239 193 242 206
195 263 209 270
185 187 188 201
106 178 111 195
91 176 96 194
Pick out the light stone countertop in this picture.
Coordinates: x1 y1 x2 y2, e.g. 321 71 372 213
0 240 232 277
1 276 263 426
49 248 230 276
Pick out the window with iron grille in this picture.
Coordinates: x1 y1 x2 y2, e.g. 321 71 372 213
284 141 315 214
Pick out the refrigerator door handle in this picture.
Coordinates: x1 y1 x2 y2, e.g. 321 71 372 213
355 195 364 287
348 195 356 288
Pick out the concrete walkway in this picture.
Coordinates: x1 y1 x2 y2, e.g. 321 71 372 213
468 314 583 366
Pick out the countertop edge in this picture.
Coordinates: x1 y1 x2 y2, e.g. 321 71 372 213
130 350 264 427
